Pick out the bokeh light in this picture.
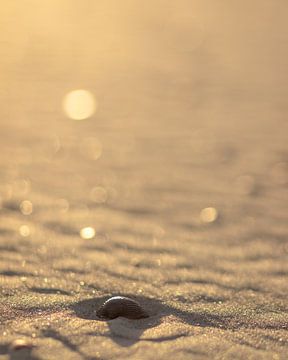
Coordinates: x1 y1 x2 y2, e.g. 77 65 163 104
63 89 97 120
90 186 107 203
200 207 218 223
80 227 96 239
19 200 33 215
19 225 31 237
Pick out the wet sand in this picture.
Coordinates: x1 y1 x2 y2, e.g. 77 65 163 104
0 1 288 359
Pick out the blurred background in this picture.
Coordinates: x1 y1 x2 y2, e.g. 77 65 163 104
1 4 288 358
0 0 287 278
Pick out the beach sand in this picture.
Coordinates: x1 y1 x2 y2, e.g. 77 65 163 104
0 1 288 359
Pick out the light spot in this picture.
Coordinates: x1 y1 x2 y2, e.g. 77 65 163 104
19 225 31 237
63 89 97 120
200 207 218 223
80 227 95 239
20 200 33 215
90 186 107 203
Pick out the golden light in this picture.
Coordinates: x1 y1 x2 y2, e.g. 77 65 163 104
80 226 95 239
19 225 31 237
200 207 218 223
19 200 33 215
63 89 97 120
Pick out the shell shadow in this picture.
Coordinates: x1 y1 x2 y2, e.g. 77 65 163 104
70 295 163 347
29 287 71 296
69 293 239 347
70 295 163 320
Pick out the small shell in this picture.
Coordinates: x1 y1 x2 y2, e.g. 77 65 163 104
9 339 34 351
96 296 149 319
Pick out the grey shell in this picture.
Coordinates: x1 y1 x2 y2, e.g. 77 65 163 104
96 296 149 319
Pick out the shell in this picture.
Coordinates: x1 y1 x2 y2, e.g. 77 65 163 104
96 296 149 319
9 339 34 351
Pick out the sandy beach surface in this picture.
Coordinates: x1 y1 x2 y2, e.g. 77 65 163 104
1 1 288 359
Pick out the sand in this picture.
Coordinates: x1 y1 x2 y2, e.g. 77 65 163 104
0 1 288 359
